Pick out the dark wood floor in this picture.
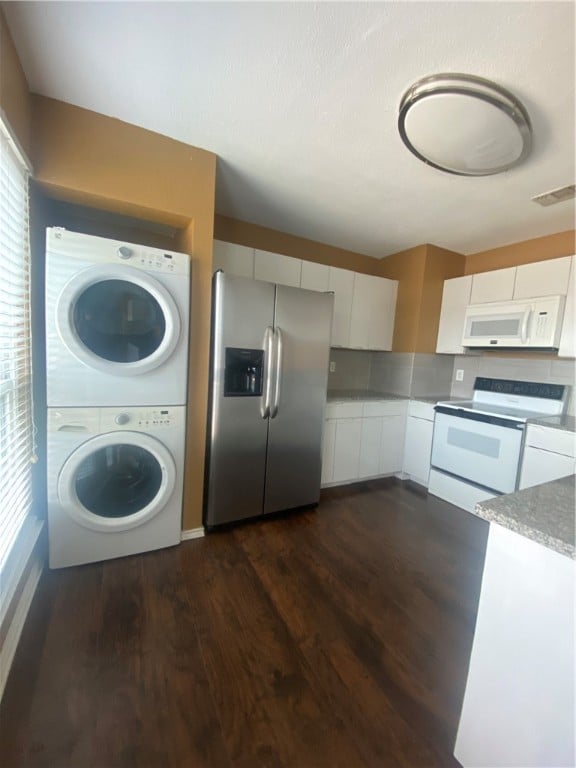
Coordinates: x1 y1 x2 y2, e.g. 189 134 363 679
0 478 489 768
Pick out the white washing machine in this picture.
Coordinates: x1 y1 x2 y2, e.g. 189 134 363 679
47 406 185 568
45 227 190 407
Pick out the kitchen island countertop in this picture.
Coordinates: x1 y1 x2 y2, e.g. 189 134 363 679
473 474 575 559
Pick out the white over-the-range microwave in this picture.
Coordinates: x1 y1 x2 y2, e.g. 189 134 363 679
462 294 565 349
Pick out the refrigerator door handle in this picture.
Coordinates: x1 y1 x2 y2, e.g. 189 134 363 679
261 326 274 418
270 326 283 418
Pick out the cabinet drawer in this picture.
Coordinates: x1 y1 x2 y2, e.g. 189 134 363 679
407 400 436 421
524 425 576 458
362 400 407 418
325 401 363 419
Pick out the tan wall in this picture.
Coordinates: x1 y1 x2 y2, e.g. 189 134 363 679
377 245 427 352
0 9 32 157
214 214 379 275
418 245 467 353
465 230 575 274
32 96 217 531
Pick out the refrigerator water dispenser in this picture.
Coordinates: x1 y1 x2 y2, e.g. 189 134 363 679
224 348 264 396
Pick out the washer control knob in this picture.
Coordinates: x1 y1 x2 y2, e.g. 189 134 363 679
117 246 133 260
115 413 130 425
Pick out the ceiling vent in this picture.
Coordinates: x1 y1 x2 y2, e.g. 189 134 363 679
531 185 576 207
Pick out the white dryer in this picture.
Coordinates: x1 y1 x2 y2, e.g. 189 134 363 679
45 227 190 407
47 406 185 568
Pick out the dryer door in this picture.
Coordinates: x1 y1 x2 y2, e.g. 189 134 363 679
57 432 177 532
56 265 182 376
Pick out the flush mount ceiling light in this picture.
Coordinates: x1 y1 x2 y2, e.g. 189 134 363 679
398 73 532 176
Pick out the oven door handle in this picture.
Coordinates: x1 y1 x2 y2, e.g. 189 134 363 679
434 405 526 430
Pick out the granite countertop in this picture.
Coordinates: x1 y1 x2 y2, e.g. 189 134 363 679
527 413 576 433
474 475 575 559
327 389 409 402
326 390 466 405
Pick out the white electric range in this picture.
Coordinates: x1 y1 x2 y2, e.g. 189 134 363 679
428 377 568 512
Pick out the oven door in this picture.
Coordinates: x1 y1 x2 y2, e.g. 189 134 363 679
431 407 525 494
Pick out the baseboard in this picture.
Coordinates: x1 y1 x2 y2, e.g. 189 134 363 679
0 518 44 702
180 527 205 541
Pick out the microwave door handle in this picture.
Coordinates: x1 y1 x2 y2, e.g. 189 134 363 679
270 327 283 419
261 326 274 418
521 308 531 344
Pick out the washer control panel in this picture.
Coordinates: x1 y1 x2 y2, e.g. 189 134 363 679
101 408 178 431
48 406 185 433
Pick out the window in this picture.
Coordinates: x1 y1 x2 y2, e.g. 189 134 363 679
0 116 35 573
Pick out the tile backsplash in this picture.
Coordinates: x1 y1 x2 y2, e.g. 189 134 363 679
450 355 576 415
328 348 575 414
328 349 455 398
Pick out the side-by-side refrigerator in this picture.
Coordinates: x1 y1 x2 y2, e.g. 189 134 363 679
204 271 334 527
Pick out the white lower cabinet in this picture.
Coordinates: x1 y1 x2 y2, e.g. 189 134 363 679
322 400 407 486
321 419 337 486
519 424 576 489
402 401 435 487
333 418 362 482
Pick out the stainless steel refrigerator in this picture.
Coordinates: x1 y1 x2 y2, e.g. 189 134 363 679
204 271 334 527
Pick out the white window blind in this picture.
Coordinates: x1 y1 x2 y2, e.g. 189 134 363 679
0 118 35 572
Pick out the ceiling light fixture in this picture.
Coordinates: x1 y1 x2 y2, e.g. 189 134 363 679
398 73 532 176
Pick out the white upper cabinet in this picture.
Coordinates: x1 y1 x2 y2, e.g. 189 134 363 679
349 273 397 350
254 249 302 287
436 275 473 354
558 255 576 357
513 256 572 299
328 267 354 346
300 260 330 292
212 240 254 278
470 267 516 303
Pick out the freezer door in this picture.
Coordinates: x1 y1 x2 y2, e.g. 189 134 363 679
204 273 275 526
264 285 334 514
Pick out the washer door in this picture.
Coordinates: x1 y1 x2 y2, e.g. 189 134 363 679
56 265 181 376
58 432 177 532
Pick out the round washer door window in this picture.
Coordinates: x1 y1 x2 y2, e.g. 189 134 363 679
56 265 181 376
58 432 177 533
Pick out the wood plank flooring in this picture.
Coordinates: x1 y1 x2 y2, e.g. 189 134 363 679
0 478 489 768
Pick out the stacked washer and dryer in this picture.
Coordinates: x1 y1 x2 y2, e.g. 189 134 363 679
45 228 190 568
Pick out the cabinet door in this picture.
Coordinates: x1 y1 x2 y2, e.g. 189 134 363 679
359 417 383 479
254 250 302 287
436 275 473 353
349 273 397 350
513 256 571 299
349 273 373 349
371 277 397 351
321 419 336 485
332 418 362 482
213 240 254 277
328 267 354 347
470 267 516 303
519 447 576 489
301 261 330 292
379 415 406 474
559 256 575 357
403 416 433 486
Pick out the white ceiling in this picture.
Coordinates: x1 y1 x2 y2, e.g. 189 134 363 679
4 1 575 258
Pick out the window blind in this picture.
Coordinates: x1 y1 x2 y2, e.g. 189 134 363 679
0 117 35 573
